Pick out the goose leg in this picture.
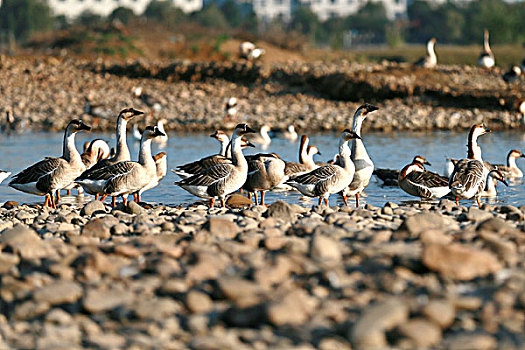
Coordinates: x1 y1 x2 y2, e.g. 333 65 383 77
220 198 226 208
134 194 138 203
51 193 57 209
254 192 259 206
476 197 482 208
342 195 349 206
44 194 50 207
455 197 459 206
122 196 127 205
318 197 322 206
95 194 99 201
260 191 266 206
210 198 215 208
100 194 107 202
56 191 61 203
137 194 141 203
67 190 71 196
324 198 329 206
355 193 360 208
112 197 116 207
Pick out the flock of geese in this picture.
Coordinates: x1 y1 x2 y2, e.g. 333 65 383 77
2 102 523 209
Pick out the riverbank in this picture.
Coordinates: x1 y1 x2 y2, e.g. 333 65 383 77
1 56 524 133
0 199 523 348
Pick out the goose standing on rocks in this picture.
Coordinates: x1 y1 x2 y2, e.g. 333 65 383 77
374 155 429 186
481 169 508 198
449 124 492 207
9 120 91 208
243 153 286 205
76 108 143 203
502 66 522 83
225 97 238 123
134 152 168 203
493 149 525 178
398 157 451 199
343 104 379 207
247 125 271 149
77 126 166 206
0 170 11 184
478 29 495 69
415 38 437 68
287 130 361 206
175 124 256 208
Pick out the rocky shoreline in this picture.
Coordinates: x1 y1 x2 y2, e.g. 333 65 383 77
0 197 523 349
1 56 524 133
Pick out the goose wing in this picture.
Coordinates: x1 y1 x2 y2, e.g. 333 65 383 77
406 170 448 188
373 168 399 182
10 157 62 186
102 162 139 195
284 161 310 177
78 161 135 181
449 159 485 191
175 155 230 175
176 163 234 197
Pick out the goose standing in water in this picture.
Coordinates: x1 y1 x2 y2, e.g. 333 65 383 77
279 125 298 142
342 104 379 207
449 124 492 207
76 108 143 203
243 153 286 205
398 157 450 199
248 125 271 148
9 120 91 208
77 126 166 206
132 119 168 146
493 149 524 178
0 170 11 184
478 29 495 69
225 97 238 123
481 169 508 198
374 155 429 186
287 130 361 206
133 152 168 203
175 124 256 208
284 135 321 179
415 38 437 68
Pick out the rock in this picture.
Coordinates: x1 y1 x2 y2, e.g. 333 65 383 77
310 234 342 262
444 334 497 350
218 277 265 307
81 218 110 239
422 243 502 280
422 300 456 328
33 281 83 305
265 201 297 222
186 290 213 313
399 212 446 237
126 201 146 215
268 289 318 326
3 201 19 209
204 217 239 238
398 318 442 347
476 217 516 235
0 253 20 273
1 224 54 260
86 333 126 349
83 288 134 313
350 298 409 348
133 298 180 320
466 207 493 222
80 200 106 216
226 194 252 208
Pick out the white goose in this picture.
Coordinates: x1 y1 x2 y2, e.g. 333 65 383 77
280 125 298 142
493 149 524 178
175 124 256 208
478 29 495 69
133 152 168 203
132 119 167 146
9 120 91 208
343 104 379 207
248 125 271 147
415 38 437 68
449 124 492 207
0 170 11 184
77 126 166 206
481 169 508 198
243 153 286 205
287 130 361 206
225 97 238 123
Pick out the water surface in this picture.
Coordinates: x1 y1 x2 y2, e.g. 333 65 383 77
1 131 523 207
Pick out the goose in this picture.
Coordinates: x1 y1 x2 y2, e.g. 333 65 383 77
279 125 298 142
492 149 524 178
398 157 450 199
415 38 437 68
175 124 256 208
502 66 522 83
239 42 256 59
243 153 286 205
225 97 238 123
481 169 508 198
449 124 492 207
282 135 321 180
247 125 271 147
287 129 361 206
133 87 162 112
172 134 253 179
0 170 11 184
76 108 143 202
374 155 430 186
342 103 379 207
9 120 91 208
478 29 495 69
132 120 168 145
133 152 167 203
77 126 166 206
132 124 142 142
443 157 457 178
248 48 265 61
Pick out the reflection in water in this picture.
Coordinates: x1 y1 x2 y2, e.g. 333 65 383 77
0 131 524 207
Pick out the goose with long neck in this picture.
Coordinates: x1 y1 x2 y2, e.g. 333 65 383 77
248 125 271 147
493 150 525 178
398 157 450 199
284 135 321 178
481 169 508 197
175 124 256 208
478 29 495 69
76 126 166 206
449 124 492 207
287 130 360 206
9 120 91 208
342 103 378 207
133 152 168 203
243 153 286 205
415 38 437 68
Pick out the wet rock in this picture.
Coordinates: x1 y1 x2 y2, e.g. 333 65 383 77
204 217 239 238
265 201 297 222
226 194 252 208
422 243 502 280
126 201 146 215
3 201 19 209
398 318 442 347
33 280 82 305
80 200 106 216
350 298 409 348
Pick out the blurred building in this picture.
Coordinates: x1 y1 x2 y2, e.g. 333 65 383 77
44 0 203 19
252 0 407 21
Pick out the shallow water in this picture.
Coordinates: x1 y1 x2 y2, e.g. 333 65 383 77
1 130 524 207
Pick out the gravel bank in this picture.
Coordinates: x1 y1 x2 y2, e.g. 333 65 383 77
1 56 524 133
0 198 523 348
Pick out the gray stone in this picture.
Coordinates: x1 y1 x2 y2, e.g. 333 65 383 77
265 201 297 222
83 288 134 313
1 224 54 260
310 234 342 262
81 218 110 239
80 200 106 216
399 212 445 236
466 207 493 222
127 201 146 215
33 280 83 305
205 217 239 238
398 318 442 347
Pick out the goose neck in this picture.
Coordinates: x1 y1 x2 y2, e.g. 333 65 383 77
467 132 483 161
231 134 247 169
484 33 491 53
63 128 82 164
338 137 352 171
138 138 155 170
299 137 309 164
427 40 436 59
115 116 131 162
220 138 229 157
508 154 517 168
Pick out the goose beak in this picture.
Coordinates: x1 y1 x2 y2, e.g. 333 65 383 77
154 129 166 137
502 178 509 186
247 141 256 148
317 151 322 155
484 128 492 133
424 160 431 166
133 109 145 116
79 122 91 131
209 133 218 139
245 126 256 134
520 154 525 158
367 105 379 112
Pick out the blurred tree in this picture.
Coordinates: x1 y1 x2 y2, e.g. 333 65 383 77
109 7 136 25
143 0 186 28
0 0 54 42
346 2 389 43
290 6 319 37
194 4 229 29
220 0 242 28
75 11 104 27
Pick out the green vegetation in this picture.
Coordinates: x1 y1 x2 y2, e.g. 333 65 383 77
0 0 53 42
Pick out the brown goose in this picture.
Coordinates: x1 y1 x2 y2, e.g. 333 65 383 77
481 169 508 197
492 150 524 178
374 155 429 186
243 153 286 205
478 29 495 69
398 158 450 199
9 120 91 208
133 152 168 203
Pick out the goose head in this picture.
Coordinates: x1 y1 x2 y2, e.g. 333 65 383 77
234 123 256 136
260 125 271 134
511 66 522 76
308 145 321 156
355 103 379 119
413 155 431 166
240 137 256 148
509 149 524 159
470 123 492 139
133 87 143 97
489 169 508 186
227 97 238 108
287 125 296 133
400 161 425 179
210 130 229 143
430 37 437 44
142 125 166 140
68 119 91 133
342 129 362 141
119 107 144 121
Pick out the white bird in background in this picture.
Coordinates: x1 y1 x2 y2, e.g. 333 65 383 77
0 170 11 184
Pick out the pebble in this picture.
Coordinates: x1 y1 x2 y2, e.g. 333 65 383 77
80 201 106 216
33 281 83 305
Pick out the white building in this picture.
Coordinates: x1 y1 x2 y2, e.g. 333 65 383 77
253 0 407 21
45 0 202 19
